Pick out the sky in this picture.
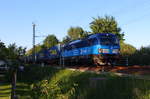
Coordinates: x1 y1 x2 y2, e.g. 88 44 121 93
0 0 150 49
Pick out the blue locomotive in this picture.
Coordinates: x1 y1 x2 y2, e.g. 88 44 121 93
26 33 120 66
61 33 120 65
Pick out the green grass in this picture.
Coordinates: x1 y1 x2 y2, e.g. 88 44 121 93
17 65 150 99
15 82 32 99
0 83 11 99
0 82 32 99
2 65 150 99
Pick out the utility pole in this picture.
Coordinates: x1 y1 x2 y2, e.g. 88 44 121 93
11 68 17 99
32 23 48 63
32 23 36 63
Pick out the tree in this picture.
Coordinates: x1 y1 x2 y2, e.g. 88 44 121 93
0 40 5 49
7 43 26 60
129 46 150 65
90 16 124 40
62 36 71 44
26 35 59 56
67 26 86 40
7 43 19 60
120 41 136 56
26 44 45 55
26 48 33 56
0 40 7 60
43 34 59 48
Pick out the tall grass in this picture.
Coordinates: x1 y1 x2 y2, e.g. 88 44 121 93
16 65 150 99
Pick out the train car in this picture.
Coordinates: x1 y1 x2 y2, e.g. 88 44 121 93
46 45 61 64
25 55 35 63
61 33 120 66
25 45 61 65
36 49 50 64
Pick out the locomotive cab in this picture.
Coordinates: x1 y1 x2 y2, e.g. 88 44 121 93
94 33 120 66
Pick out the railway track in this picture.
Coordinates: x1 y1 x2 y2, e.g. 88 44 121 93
56 65 150 76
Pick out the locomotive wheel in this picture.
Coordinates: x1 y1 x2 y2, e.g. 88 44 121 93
106 59 116 67
93 55 104 66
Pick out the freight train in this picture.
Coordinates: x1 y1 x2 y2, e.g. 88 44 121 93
25 33 120 66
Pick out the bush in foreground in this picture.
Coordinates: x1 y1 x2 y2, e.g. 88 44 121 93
17 66 150 99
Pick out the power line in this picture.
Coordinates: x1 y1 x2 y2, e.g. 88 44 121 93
35 35 47 38
111 0 150 16
122 10 150 27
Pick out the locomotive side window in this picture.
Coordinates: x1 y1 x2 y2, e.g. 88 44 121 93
71 40 88 49
88 38 98 46
71 45 76 49
64 45 71 51
112 37 119 45
100 36 119 45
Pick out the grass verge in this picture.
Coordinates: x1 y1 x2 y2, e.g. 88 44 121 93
3 65 150 99
0 83 11 99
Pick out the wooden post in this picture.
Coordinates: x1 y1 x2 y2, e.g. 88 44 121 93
11 68 17 99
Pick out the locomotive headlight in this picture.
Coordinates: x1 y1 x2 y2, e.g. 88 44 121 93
102 49 109 53
99 48 103 53
99 49 109 53
112 49 119 53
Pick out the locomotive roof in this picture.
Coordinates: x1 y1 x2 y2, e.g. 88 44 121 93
64 33 116 46
69 39 82 45
87 33 115 38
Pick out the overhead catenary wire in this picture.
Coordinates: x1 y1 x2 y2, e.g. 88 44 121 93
122 11 150 27
111 0 150 16
109 0 150 27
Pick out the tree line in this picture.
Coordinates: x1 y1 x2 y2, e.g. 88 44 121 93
129 46 150 65
0 41 26 65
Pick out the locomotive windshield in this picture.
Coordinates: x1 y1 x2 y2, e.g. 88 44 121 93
100 36 119 45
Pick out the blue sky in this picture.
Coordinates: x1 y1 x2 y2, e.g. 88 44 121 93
0 0 150 49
